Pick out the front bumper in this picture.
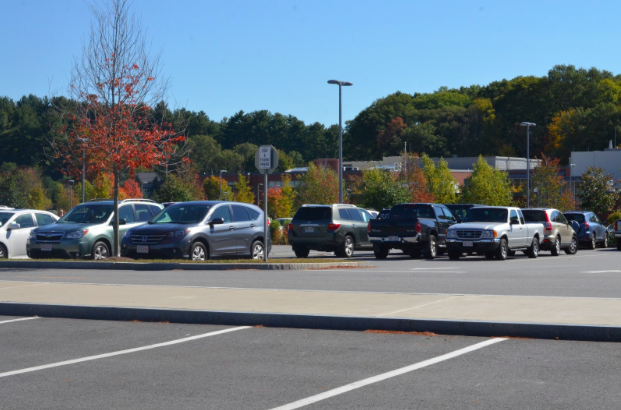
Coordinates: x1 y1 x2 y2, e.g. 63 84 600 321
121 237 192 259
446 238 500 252
27 239 92 259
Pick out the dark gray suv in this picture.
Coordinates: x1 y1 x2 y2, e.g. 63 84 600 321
288 204 374 258
121 201 271 260
563 211 609 249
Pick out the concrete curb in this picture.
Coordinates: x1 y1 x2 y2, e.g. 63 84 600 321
0 260 369 271
2 302 620 343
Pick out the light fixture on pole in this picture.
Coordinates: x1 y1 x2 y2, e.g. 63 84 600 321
520 122 536 207
533 187 539 208
68 180 75 209
77 138 89 203
219 170 227 201
328 79 353 204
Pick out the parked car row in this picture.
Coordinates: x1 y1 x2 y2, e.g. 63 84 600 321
24 199 270 261
288 202 613 261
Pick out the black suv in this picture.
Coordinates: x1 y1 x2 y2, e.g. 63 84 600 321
288 204 374 258
121 201 271 260
563 211 609 249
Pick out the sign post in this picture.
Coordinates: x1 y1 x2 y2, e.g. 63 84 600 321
255 145 279 261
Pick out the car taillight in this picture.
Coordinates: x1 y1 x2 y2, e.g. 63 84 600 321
288 223 293 231
415 221 421 233
367 221 371 233
544 213 553 231
583 221 590 230
328 223 341 231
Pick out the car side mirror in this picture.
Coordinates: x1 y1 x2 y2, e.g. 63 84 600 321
209 218 224 225
119 219 127 226
8 222 19 230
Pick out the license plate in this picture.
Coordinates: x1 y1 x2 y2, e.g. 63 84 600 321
463 241 474 247
304 227 315 233
387 236 399 241
137 245 149 254
41 244 52 251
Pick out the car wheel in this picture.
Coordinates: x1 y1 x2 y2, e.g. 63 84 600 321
527 237 539 259
336 235 354 258
448 250 461 260
423 235 437 260
0 244 7 259
551 236 561 256
190 242 208 261
92 241 110 260
617 240 621 251
251 240 264 260
565 236 578 255
601 234 609 248
588 234 596 250
495 238 508 260
373 246 389 260
294 247 310 258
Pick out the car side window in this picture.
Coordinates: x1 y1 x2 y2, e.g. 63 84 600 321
210 205 232 223
517 210 525 225
510 210 519 224
551 211 560 223
338 209 352 220
35 213 56 226
349 209 363 222
134 204 152 222
247 207 261 221
441 207 456 222
558 213 569 224
232 205 251 222
591 214 600 223
14 213 35 229
433 206 445 220
148 205 162 216
359 210 372 223
118 205 135 223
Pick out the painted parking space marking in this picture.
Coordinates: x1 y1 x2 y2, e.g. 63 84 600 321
269 337 507 410
0 317 39 325
585 270 621 273
0 326 250 379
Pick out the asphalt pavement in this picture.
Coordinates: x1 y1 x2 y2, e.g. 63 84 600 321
2 317 620 410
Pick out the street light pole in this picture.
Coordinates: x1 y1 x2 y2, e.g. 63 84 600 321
68 180 75 210
219 170 227 201
328 80 353 204
520 122 536 207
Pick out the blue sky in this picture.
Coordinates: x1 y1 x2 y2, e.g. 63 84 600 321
2 0 620 126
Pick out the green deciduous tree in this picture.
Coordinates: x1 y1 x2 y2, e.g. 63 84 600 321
530 155 576 211
461 156 512 206
295 163 343 206
202 175 232 201
421 154 457 204
357 168 410 211
234 172 255 204
578 167 618 217
153 173 203 203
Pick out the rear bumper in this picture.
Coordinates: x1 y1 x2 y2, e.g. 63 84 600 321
289 231 343 251
446 238 500 252
370 234 422 248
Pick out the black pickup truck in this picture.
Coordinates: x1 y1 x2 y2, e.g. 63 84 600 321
367 203 458 259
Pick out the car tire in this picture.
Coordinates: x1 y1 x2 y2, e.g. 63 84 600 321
527 237 539 259
294 247 310 258
617 240 621 251
251 240 265 260
190 241 208 261
423 235 437 260
448 250 461 260
495 238 508 260
588 234 596 250
564 236 578 255
551 236 561 256
0 244 7 259
91 241 109 260
601 234 609 248
373 246 389 260
336 235 354 258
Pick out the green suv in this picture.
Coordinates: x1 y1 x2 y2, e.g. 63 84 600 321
27 199 164 259
288 204 374 258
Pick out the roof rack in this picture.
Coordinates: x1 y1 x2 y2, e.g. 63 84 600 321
0 205 14 209
88 198 111 202
121 198 156 203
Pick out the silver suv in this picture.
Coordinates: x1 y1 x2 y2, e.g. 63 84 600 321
27 199 163 259
521 208 578 255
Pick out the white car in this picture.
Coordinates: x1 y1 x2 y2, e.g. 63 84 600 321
0 208 59 258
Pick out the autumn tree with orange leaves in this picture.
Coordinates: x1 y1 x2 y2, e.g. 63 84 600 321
55 0 185 256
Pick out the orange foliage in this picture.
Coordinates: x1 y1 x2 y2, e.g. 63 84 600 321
119 179 142 200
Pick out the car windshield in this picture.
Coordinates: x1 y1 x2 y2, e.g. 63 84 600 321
521 210 547 222
463 208 508 223
0 212 15 227
389 205 434 219
149 204 211 224
564 213 585 223
58 205 113 224
293 207 332 221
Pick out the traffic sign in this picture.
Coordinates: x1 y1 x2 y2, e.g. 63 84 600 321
255 145 279 173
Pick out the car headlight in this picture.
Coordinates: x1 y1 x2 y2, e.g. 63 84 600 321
66 229 88 239
447 230 457 238
29 230 37 239
482 230 497 238
167 229 190 238
123 230 131 238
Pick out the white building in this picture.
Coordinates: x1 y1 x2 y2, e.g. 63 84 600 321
570 148 621 183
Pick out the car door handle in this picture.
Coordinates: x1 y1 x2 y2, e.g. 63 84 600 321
250 224 255 228
229 226 234 230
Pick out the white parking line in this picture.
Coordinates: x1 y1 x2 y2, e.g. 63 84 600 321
585 270 621 273
0 317 39 325
269 337 507 410
0 326 250 379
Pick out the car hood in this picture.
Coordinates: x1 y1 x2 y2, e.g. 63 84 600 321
449 222 508 230
34 222 104 233
128 223 194 234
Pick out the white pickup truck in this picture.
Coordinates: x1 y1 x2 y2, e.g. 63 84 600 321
445 206 544 261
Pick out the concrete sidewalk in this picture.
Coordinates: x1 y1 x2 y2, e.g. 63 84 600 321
1 280 621 341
